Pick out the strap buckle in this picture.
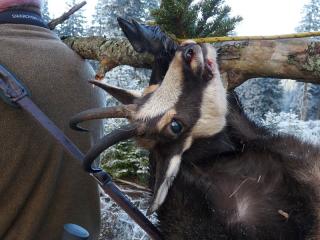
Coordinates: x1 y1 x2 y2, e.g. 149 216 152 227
0 64 29 107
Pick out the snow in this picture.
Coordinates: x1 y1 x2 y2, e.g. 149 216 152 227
262 111 320 145
99 186 157 240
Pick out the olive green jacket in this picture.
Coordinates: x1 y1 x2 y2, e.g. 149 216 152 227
0 24 104 240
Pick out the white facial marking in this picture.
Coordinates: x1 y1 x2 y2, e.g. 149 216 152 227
149 154 182 213
136 53 183 120
149 137 193 213
191 48 227 138
205 44 217 63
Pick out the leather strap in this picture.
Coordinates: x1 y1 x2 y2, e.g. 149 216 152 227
0 64 163 240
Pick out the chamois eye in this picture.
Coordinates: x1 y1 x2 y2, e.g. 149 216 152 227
170 119 183 134
185 48 194 63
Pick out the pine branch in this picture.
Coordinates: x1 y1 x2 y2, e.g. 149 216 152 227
152 0 241 38
48 1 87 30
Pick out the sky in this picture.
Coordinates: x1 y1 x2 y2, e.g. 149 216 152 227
48 0 310 36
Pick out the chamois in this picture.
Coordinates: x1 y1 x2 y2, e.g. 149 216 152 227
71 25 320 239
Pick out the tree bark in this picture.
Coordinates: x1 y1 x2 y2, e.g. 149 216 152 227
63 36 320 89
63 37 153 79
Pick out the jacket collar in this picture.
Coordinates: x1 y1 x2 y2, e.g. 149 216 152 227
0 9 48 29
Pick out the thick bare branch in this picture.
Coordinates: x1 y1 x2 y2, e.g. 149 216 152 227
179 31 320 43
48 1 87 30
218 39 320 88
63 36 153 79
63 36 320 88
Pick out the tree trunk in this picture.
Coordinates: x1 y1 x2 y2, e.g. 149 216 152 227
63 36 320 89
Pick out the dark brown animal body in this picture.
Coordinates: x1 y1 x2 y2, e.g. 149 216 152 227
153 93 320 239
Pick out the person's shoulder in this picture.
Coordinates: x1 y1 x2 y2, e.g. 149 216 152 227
0 24 59 40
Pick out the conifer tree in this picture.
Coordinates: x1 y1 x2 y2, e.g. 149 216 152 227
41 0 51 23
295 0 320 120
236 78 283 122
151 0 242 38
89 0 110 36
297 0 320 32
90 0 159 37
56 0 87 37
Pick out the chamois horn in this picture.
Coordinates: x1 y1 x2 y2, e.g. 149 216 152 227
83 124 139 172
70 104 136 132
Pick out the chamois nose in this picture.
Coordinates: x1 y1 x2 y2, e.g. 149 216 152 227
183 44 197 63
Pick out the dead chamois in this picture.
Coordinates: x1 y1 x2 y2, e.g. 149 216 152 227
71 40 320 239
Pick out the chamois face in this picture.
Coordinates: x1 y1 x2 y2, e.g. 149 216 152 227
70 41 227 214
135 41 227 141
132 41 227 213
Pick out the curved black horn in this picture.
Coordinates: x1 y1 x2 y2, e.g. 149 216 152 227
83 124 138 173
70 105 135 132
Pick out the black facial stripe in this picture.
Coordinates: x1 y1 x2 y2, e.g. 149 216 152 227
173 67 211 131
135 113 178 142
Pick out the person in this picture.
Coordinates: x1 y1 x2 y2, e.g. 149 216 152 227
0 0 104 239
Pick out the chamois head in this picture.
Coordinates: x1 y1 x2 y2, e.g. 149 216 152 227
70 41 227 214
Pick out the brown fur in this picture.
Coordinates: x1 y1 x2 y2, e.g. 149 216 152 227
156 109 177 131
139 43 320 239
142 84 159 96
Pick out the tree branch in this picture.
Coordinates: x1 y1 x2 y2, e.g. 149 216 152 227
114 179 152 193
178 31 320 43
48 1 87 30
63 36 154 79
218 38 320 88
62 36 320 89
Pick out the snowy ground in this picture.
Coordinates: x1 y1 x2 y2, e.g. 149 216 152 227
262 111 320 145
99 185 157 240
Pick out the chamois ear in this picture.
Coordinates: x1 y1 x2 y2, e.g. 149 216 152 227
118 17 178 85
117 17 145 53
117 17 178 56
89 80 141 104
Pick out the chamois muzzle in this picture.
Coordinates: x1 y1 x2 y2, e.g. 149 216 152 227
179 42 215 81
